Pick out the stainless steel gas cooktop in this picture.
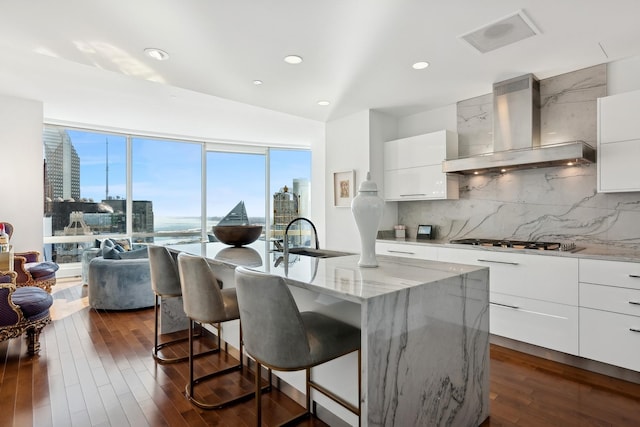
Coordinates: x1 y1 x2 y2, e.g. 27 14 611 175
449 238 577 252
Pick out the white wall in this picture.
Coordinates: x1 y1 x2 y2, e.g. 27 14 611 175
0 95 44 253
396 104 457 138
324 110 397 252
325 110 370 251
369 110 398 230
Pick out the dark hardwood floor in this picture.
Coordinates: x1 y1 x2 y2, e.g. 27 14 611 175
2 277 640 427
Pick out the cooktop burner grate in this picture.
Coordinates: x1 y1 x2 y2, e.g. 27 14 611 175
449 238 576 251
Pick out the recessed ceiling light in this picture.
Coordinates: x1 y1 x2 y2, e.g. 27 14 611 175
253 80 263 85
144 48 169 61
284 55 303 64
317 100 330 106
412 61 430 70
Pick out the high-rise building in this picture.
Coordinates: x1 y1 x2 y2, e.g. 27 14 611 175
272 185 299 240
43 127 80 200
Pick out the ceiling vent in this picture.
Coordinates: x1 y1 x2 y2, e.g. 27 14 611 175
459 10 540 54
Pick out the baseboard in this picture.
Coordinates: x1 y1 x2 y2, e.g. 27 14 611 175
491 334 640 385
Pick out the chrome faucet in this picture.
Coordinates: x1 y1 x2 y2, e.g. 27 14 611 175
283 217 319 258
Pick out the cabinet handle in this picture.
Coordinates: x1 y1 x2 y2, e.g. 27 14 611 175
490 302 520 310
477 259 519 266
388 250 415 255
630 328 640 333
400 193 426 197
629 301 640 306
629 274 640 279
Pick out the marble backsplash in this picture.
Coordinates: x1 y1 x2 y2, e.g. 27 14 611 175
398 64 640 250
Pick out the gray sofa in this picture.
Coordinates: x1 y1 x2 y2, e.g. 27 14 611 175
88 246 155 310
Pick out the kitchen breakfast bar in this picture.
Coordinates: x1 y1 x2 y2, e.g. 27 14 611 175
172 241 490 426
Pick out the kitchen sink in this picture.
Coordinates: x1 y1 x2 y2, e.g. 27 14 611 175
285 247 354 258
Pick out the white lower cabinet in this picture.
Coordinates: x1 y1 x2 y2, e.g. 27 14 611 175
376 241 438 260
378 241 640 370
579 258 640 372
437 247 578 305
437 247 579 353
579 307 640 372
491 292 579 355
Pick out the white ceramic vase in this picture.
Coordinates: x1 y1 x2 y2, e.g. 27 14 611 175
351 172 384 267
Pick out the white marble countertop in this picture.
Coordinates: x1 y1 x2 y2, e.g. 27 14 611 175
378 237 640 263
174 240 487 304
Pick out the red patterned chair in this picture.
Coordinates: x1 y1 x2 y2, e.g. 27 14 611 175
0 270 53 355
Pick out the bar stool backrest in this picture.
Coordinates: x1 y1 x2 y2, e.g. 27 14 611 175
235 266 311 369
177 252 227 324
148 245 181 297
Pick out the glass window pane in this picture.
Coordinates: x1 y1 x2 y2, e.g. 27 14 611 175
132 138 202 245
43 126 127 263
206 151 265 239
269 149 311 243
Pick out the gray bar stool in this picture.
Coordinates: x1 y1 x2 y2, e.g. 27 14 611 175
148 245 217 364
177 252 270 409
235 266 361 426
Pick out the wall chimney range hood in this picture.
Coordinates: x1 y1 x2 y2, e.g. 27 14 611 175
443 74 596 175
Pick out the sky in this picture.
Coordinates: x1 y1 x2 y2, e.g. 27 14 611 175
67 129 311 219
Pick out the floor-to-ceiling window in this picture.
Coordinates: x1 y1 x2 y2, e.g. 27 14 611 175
42 125 311 271
206 150 266 234
269 148 312 244
131 137 202 245
43 126 127 263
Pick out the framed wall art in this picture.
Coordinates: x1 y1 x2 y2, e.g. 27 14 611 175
333 170 355 207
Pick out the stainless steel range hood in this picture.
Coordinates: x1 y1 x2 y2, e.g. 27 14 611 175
442 74 596 175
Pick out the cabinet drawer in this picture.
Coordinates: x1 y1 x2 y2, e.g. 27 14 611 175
490 292 578 355
580 282 640 316
438 248 578 305
580 307 640 372
579 258 640 289
376 242 437 260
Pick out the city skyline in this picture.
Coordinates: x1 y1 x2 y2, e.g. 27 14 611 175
59 128 310 220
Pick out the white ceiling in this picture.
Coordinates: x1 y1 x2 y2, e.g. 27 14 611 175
1 0 640 123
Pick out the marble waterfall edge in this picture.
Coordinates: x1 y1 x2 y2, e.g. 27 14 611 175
363 268 490 426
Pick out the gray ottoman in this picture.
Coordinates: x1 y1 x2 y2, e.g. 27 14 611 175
88 257 155 310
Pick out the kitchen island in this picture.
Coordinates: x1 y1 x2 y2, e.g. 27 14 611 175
173 241 490 426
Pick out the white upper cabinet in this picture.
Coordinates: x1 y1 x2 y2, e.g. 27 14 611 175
383 130 459 201
597 89 640 193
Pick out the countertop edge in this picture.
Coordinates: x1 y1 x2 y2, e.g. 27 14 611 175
377 238 640 263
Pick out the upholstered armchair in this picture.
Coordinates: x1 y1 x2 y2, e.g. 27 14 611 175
13 251 59 293
0 270 54 355
1 221 59 293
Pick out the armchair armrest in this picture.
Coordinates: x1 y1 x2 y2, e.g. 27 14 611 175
0 271 21 327
12 253 58 293
14 250 41 263
12 255 31 284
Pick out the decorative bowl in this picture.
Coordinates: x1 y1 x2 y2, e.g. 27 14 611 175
212 225 263 247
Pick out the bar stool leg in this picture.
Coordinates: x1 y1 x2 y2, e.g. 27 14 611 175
255 361 262 427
